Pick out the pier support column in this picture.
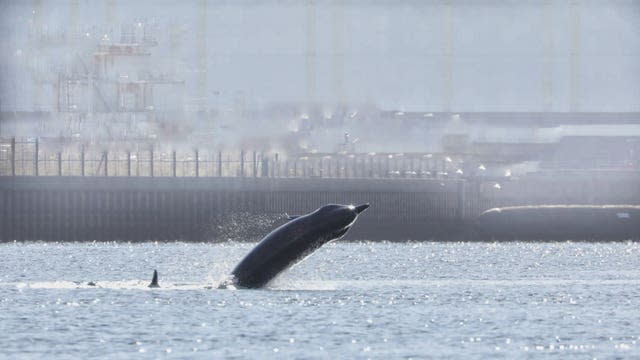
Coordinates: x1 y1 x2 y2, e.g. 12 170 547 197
81 146 85 176
126 151 131 176
172 151 177 177
261 154 269 177
385 156 390 178
57 152 62 176
103 151 108 176
240 150 245 177
34 138 39 176
150 148 154 177
195 149 199 177
253 151 257 177
10 137 15 176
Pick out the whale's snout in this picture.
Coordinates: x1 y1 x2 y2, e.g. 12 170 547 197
354 203 370 214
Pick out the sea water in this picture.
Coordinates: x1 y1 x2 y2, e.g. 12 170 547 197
1 241 639 359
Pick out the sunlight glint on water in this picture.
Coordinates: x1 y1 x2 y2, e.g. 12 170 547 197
1 241 639 358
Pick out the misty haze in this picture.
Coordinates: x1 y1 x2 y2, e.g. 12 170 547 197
0 1 639 358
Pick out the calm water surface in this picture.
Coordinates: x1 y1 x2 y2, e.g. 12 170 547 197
1 241 639 359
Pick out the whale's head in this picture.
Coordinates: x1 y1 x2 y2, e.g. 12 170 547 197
310 203 370 241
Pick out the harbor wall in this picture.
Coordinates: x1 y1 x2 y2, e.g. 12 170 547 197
0 177 473 241
1 173 639 241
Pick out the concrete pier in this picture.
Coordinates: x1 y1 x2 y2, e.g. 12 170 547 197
0 176 472 241
1 172 638 241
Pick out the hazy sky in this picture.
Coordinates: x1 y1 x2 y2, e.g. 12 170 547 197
1 0 639 112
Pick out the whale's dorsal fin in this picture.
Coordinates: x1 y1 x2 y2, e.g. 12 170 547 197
148 270 160 288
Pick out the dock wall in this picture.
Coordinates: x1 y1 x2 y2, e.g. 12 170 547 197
2 173 639 241
1 176 478 241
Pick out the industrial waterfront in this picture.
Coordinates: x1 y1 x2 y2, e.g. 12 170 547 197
2 149 639 241
0 1 640 242
2 1 639 242
2 1 640 359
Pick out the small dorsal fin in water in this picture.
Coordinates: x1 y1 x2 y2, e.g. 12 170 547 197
148 270 160 288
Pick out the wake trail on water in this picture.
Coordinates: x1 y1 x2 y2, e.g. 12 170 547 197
4 278 640 291
2 280 209 290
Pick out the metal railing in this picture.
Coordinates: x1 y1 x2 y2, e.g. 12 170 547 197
0 137 458 179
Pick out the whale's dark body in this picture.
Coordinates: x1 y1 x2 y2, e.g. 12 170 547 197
230 203 370 288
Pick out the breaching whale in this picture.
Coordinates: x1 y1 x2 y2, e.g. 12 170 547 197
228 203 370 289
